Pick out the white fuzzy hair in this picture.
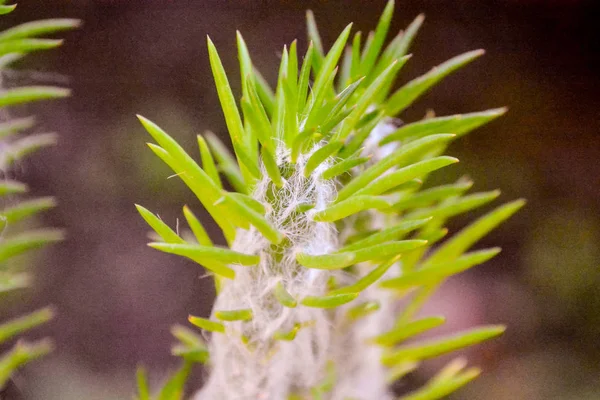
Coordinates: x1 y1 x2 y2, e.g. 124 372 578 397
195 120 401 400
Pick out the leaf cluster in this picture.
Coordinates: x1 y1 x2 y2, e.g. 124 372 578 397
136 1 524 398
0 2 78 388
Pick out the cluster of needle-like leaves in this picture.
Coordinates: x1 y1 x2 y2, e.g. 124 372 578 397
136 1 523 399
0 2 78 388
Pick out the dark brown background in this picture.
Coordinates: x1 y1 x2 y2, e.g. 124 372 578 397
1 0 599 398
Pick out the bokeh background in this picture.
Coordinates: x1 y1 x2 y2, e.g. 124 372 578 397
1 0 599 399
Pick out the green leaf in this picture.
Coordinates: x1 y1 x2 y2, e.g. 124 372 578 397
0 86 70 108
350 31 362 82
337 134 455 202
0 273 30 294
371 316 445 347
181 206 212 246
405 190 500 221
0 52 23 68
335 56 410 141
0 307 54 344
359 0 394 78
135 367 151 400
0 38 63 57
223 192 283 245
170 325 209 364
149 242 259 266
274 323 302 341
304 141 343 177
296 251 355 270
188 315 225 333
205 132 247 194
301 292 358 308
339 217 431 252
397 367 480 400
296 42 314 112
215 309 253 321
424 199 525 266
0 339 54 387
373 14 424 80
321 153 369 180
139 118 238 238
135 204 184 244
0 197 55 224
145 142 236 244
244 78 274 152
430 358 469 384
338 47 352 92
306 10 324 72
157 362 191 400
1 133 57 165
197 135 222 189
386 50 485 116
207 36 259 180
381 325 505 366
148 241 237 279
0 180 27 196
0 229 64 263
381 108 507 144
283 76 299 148
322 77 365 127
0 18 81 41
261 146 284 188
253 68 275 117
387 361 420 383
0 117 35 139
356 156 459 197
236 31 253 97
302 66 338 136
346 301 380 320
228 192 265 215
312 195 392 222
391 179 473 212
331 256 398 295
288 40 298 93
274 281 297 308
0 4 17 15
297 240 426 270
309 23 353 114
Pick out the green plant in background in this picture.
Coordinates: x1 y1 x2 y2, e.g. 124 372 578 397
0 1 78 389
136 1 524 398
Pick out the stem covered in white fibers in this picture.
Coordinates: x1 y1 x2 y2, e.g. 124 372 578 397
196 145 341 399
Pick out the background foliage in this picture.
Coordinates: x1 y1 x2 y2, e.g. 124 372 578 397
1 0 598 399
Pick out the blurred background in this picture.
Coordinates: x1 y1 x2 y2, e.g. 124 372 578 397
1 0 599 399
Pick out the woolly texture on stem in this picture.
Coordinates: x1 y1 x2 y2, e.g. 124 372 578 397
198 146 340 398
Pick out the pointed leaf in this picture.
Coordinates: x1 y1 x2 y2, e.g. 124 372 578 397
337 134 455 202
149 242 258 266
357 156 459 197
381 108 507 144
0 18 81 41
312 195 392 222
188 315 225 333
382 325 505 365
371 316 446 346
0 86 70 108
301 292 358 308
386 50 485 116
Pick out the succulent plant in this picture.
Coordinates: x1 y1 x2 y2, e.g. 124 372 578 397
136 1 524 398
0 1 78 389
